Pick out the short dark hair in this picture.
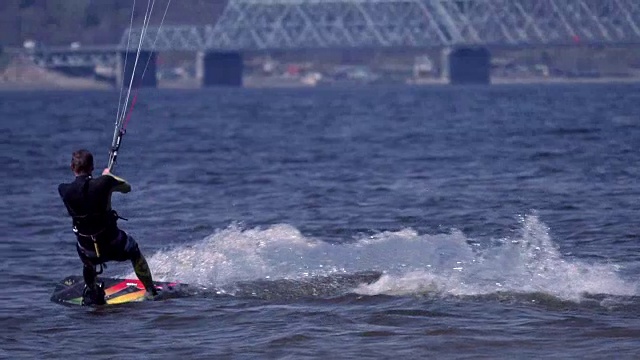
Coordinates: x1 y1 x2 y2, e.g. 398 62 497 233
71 149 94 174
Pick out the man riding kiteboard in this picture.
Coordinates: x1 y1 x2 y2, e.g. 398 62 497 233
58 149 157 305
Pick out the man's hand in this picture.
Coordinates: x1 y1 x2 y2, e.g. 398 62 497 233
102 168 111 175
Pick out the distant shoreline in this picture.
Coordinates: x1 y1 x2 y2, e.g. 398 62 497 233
1 76 639 92
491 76 640 85
3 52 639 91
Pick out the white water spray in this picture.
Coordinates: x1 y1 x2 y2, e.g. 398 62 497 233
134 215 636 302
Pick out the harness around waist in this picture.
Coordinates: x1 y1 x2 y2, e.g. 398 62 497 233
72 210 125 238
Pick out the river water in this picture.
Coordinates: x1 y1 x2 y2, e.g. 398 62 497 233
1 84 639 359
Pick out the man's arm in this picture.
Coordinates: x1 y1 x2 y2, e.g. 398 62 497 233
102 168 131 193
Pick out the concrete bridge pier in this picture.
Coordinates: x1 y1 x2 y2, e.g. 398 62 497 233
196 52 243 87
116 51 157 88
443 47 492 85
440 47 451 82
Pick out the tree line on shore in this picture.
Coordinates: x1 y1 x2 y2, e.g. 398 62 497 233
0 0 226 47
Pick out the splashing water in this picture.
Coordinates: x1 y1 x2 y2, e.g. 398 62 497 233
134 215 636 301
357 215 636 301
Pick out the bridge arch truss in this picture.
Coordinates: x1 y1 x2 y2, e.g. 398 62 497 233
120 0 640 51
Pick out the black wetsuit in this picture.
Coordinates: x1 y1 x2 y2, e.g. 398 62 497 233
59 174 123 252
59 173 156 303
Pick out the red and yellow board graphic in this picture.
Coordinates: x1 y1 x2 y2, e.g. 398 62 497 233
50 276 187 306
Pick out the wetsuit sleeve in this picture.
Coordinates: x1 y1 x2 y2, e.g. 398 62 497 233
57 183 73 215
103 173 132 193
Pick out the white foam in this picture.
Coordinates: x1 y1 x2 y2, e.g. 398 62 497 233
355 215 637 301
133 215 636 301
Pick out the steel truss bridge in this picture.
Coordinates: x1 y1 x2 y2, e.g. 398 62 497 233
29 0 640 68
29 46 120 68
123 0 640 51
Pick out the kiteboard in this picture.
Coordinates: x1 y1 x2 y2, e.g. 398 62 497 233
50 275 190 306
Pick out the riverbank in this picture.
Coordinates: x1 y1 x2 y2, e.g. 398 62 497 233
0 53 111 90
1 54 639 91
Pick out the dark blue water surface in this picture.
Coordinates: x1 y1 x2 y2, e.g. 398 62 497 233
1 84 639 359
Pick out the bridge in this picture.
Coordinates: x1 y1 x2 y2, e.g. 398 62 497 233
29 46 119 68
26 0 640 86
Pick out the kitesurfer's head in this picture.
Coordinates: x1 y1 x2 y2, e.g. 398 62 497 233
71 149 94 175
